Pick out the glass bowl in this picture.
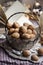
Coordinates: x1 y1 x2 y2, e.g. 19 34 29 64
4 12 41 51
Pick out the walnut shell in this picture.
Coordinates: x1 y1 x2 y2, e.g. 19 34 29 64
38 48 43 56
9 28 15 34
30 34 35 39
19 26 27 33
11 32 20 39
31 55 39 61
14 28 19 32
28 25 34 30
22 33 31 39
13 22 20 28
27 29 32 34
22 50 30 57
7 22 13 29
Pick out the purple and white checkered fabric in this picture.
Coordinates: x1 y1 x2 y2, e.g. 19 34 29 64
0 39 43 65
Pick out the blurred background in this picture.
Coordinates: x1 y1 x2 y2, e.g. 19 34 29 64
0 0 43 30
0 0 43 9
0 0 43 5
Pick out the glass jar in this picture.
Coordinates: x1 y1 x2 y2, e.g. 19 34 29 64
0 12 41 51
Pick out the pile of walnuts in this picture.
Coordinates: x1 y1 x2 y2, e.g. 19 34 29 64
7 22 37 39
